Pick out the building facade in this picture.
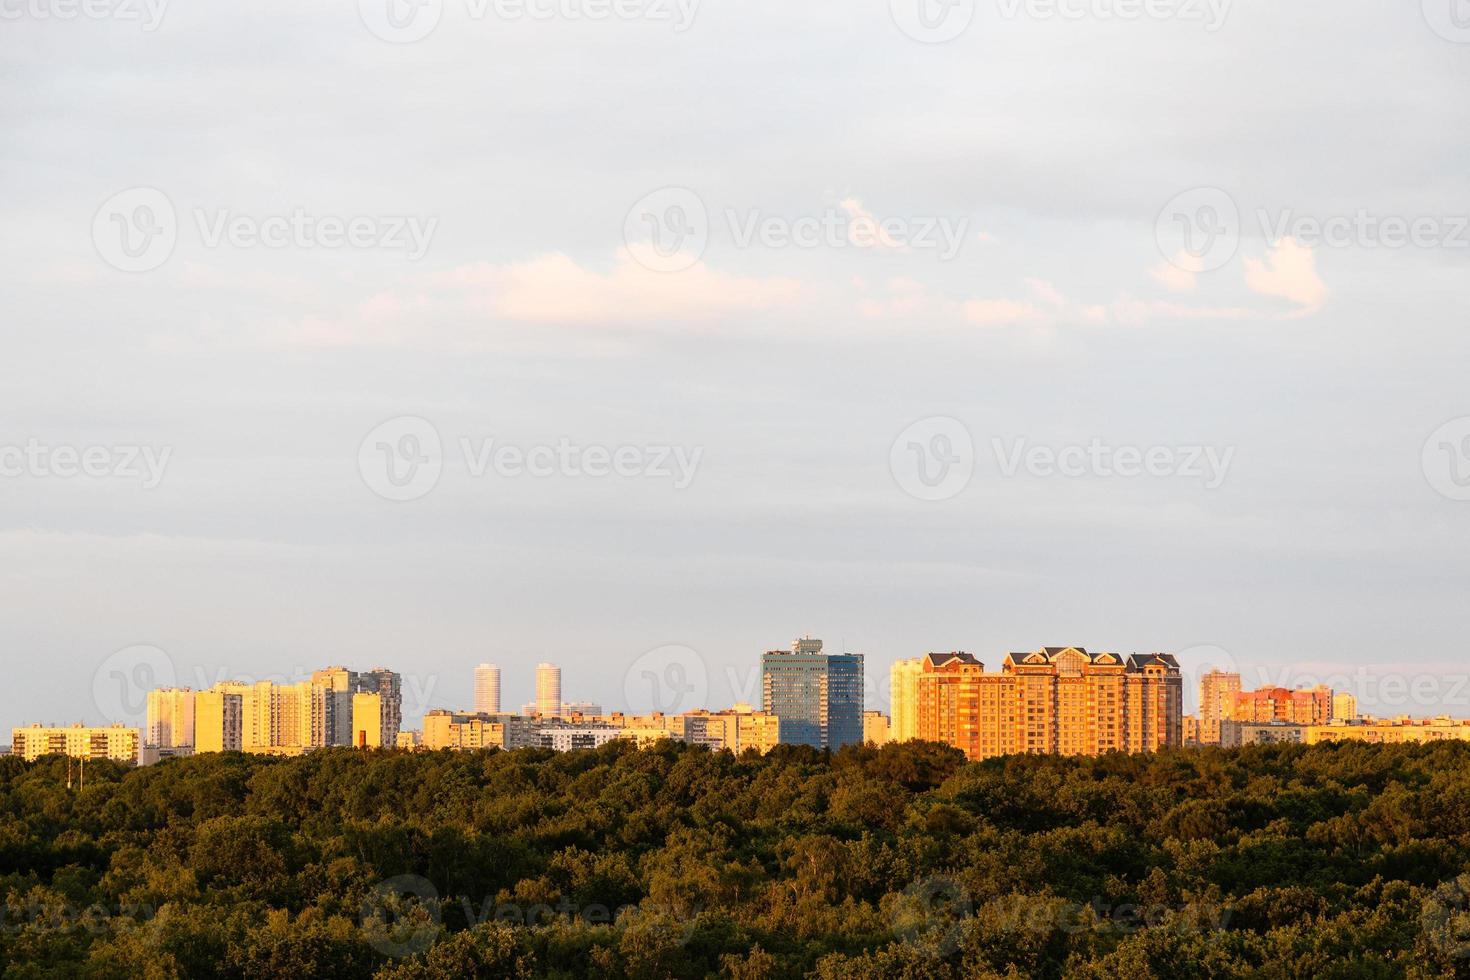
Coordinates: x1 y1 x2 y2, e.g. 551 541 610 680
1234 686 1331 726
474 663 501 714
12 724 140 764
863 710 890 746
1198 670 1242 745
916 647 1183 761
761 637 864 750
889 657 922 743
535 663 562 718
146 687 196 748
193 690 243 753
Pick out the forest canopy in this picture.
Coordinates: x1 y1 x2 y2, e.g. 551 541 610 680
2 739 1469 978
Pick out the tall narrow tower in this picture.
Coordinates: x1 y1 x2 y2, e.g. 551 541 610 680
535 663 562 718
474 663 501 714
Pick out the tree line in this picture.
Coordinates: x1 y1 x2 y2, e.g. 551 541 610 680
1 738 1469 978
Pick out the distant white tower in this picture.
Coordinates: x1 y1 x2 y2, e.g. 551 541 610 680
535 663 562 718
474 664 501 714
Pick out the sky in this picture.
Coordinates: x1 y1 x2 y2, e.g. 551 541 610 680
2 0 1469 735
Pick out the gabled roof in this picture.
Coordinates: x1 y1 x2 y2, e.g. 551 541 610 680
1125 653 1181 670
923 651 981 669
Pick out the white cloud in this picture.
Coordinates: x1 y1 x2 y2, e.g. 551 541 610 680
1149 250 1205 292
438 247 802 324
839 198 907 251
1243 237 1328 316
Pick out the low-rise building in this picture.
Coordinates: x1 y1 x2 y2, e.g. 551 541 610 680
863 710 890 746
1221 717 1470 747
422 710 540 751
11 724 140 764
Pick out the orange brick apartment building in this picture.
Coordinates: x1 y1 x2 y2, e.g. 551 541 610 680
916 647 1183 760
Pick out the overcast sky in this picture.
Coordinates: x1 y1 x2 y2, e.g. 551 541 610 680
3 0 1469 734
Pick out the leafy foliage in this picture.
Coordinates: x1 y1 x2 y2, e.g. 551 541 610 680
2 740 1469 978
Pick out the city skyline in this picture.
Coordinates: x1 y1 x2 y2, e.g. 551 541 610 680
9 636 1470 738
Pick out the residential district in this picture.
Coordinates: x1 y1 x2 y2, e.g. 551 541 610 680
7 639 1470 766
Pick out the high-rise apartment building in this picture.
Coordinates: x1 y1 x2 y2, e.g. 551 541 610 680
193 689 242 753
863 710 890 746
916 647 1183 760
360 668 402 746
535 663 562 719
146 688 196 748
1332 691 1359 723
1198 670 1242 745
889 657 923 743
474 663 501 714
760 637 864 750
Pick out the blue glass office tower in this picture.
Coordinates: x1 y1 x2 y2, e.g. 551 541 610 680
761 637 864 749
